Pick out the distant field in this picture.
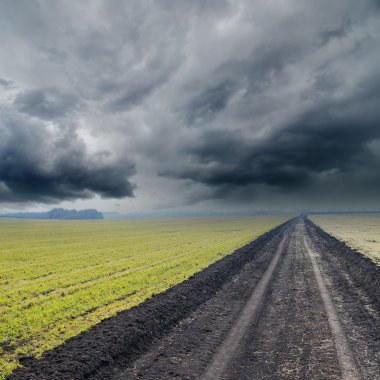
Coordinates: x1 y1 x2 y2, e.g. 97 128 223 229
0 216 288 378
310 214 380 265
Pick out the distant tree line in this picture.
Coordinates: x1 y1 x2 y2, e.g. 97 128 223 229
0 208 104 220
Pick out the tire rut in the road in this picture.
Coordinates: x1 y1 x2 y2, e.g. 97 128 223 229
219 219 342 380
202 230 288 379
303 229 360 380
305 219 380 380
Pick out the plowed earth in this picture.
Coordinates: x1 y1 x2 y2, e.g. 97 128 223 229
9 217 380 379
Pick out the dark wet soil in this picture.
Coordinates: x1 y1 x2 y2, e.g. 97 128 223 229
8 217 380 380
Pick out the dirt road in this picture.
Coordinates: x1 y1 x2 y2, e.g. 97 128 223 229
10 217 380 380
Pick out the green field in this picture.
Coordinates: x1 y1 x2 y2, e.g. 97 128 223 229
310 214 380 265
0 216 287 377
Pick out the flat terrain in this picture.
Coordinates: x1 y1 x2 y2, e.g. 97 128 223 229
9 217 380 379
310 214 380 265
0 216 288 378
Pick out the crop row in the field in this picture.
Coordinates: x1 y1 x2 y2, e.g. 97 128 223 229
309 214 380 265
0 216 288 378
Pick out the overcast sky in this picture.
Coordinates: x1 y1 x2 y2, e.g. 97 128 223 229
0 0 379 213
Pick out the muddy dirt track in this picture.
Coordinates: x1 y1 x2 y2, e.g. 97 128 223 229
9 217 380 380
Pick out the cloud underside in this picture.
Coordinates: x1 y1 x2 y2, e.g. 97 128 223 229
166 85 380 191
0 111 135 203
0 0 379 207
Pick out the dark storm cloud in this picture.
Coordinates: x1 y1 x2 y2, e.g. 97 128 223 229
0 109 136 203
153 0 380 206
0 0 379 208
164 74 380 195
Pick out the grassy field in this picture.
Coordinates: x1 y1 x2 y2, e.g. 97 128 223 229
0 215 288 378
310 214 380 265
